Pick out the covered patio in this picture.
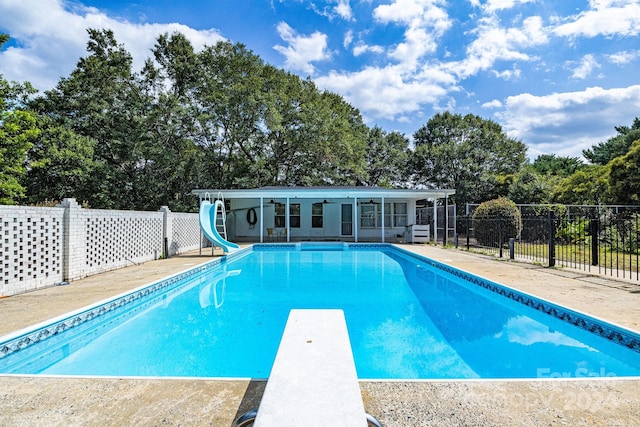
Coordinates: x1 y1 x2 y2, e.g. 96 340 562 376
192 186 455 244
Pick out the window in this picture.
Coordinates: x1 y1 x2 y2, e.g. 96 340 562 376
312 203 323 228
274 203 285 227
360 204 376 228
290 204 300 228
274 203 300 228
394 203 407 227
359 202 408 228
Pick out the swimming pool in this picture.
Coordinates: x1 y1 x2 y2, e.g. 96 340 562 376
1 243 639 379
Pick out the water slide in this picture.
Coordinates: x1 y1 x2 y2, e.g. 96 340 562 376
199 200 240 253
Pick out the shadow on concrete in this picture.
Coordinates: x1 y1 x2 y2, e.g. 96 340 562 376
231 379 266 426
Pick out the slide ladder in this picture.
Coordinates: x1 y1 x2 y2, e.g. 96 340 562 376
214 192 229 240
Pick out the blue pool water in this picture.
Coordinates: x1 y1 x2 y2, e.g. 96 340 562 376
1 244 640 379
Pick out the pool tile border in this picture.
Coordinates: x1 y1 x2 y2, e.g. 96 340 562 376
0 247 251 360
394 245 640 354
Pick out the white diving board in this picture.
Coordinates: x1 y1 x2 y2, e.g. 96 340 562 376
254 309 368 427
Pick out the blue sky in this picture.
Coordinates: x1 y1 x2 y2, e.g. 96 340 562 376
1 0 640 160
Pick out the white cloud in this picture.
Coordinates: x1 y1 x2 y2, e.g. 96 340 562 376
315 64 450 120
374 0 433 23
309 0 354 21
274 22 331 75
569 54 601 79
482 99 503 108
0 0 224 91
553 0 640 38
496 85 640 157
414 62 458 86
373 0 452 66
353 42 384 57
343 30 353 49
447 15 548 79
492 65 521 80
334 0 354 21
482 0 538 13
608 49 640 64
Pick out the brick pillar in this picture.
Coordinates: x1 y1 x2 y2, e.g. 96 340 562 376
160 206 172 258
57 198 87 281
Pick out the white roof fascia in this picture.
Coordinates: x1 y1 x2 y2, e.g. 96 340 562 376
192 188 455 200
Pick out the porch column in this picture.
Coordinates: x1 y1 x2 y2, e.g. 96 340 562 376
260 196 264 243
381 197 385 243
286 197 290 242
444 195 449 245
433 200 438 244
452 202 457 239
353 197 358 243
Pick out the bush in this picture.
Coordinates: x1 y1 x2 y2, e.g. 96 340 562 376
604 213 640 254
472 197 522 247
556 219 590 245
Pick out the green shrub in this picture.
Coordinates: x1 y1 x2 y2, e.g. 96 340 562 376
604 213 640 254
472 197 522 247
556 219 590 245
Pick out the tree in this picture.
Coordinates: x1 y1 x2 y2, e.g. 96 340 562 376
27 30 374 209
293 89 368 186
583 118 640 165
411 112 527 206
194 43 368 188
608 139 640 205
255 76 368 187
0 34 40 204
552 165 610 205
532 154 583 177
139 32 205 211
35 29 153 209
23 116 98 204
194 41 274 188
0 109 39 204
507 166 558 204
361 126 410 187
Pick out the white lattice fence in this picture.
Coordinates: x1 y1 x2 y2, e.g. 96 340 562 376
168 212 200 256
0 206 64 296
0 199 202 296
84 209 164 275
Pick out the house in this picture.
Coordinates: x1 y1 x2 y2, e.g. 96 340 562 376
191 186 455 243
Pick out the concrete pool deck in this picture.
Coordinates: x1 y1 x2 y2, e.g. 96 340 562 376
1 244 639 426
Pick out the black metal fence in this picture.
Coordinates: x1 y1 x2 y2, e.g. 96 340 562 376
457 205 640 281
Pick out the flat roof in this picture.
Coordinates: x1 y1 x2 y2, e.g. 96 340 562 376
191 186 455 200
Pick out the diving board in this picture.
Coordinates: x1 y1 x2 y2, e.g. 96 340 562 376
254 309 367 427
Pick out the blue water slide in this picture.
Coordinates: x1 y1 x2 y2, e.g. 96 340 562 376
199 200 240 253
